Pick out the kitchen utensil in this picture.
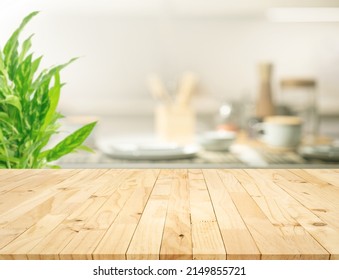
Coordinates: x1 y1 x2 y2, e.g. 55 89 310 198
147 74 172 103
255 63 275 118
175 72 198 107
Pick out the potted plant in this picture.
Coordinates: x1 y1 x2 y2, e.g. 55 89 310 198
0 11 96 168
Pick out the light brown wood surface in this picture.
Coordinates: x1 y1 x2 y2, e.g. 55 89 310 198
0 169 338 260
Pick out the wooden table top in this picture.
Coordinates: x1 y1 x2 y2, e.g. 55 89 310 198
0 169 338 260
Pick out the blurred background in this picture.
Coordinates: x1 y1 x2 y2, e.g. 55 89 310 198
1 0 339 167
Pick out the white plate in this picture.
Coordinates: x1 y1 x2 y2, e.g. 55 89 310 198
98 140 199 160
299 145 339 162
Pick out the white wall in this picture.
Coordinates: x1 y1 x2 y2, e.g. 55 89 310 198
1 1 339 117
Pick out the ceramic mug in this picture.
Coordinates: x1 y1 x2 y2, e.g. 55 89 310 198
256 116 302 148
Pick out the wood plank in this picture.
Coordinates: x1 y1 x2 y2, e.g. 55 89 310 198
305 169 339 188
189 171 226 260
0 169 42 184
0 170 109 258
0 170 87 250
0 195 63 250
58 170 154 260
0 169 338 260
0 170 80 213
0 170 106 228
254 169 339 259
202 169 260 260
0 213 67 260
93 169 159 260
160 170 192 260
50 194 109 260
261 169 339 231
0 169 26 180
0 170 80 224
126 170 170 260
285 170 339 206
242 169 329 260
291 169 338 189
28 169 127 260
290 170 339 227
187 169 204 180
210 169 300 259
0 169 32 193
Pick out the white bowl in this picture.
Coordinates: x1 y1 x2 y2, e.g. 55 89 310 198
199 131 236 151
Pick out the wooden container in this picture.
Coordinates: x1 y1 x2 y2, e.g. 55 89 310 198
155 104 195 145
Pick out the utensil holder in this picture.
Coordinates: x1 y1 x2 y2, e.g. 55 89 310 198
155 104 195 145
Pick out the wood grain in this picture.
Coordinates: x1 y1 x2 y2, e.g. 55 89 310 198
202 169 260 259
30 170 127 260
243 169 329 260
94 169 159 260
0 169 338 260
0 170 107 259
160 170 192 259
254 169 339 260
305 169 339 188
189 171 226 260
126 170 170 260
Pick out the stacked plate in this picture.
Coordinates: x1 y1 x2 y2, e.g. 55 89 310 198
299 144 339 162
97 138 199 160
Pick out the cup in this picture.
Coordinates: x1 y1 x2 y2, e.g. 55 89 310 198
256 116 302 148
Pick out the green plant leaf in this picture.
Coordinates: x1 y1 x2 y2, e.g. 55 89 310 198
30 56 42 79
15 53 33 93
0 50 5 73
0 112 18 133
32 77 51 126
0 72 11 97
77 145 95 153
18 34 34 63
3 12 39 80
47 164 61 169
0 128 11 168
31 57 77 91
0 154 19 164
45 121 97 162
1 11 96 169
0 75 5 93
0 95 22 112
3 11 38 64
41 72 61 130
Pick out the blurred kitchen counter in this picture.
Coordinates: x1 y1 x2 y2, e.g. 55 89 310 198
57 116 339 168
57 145 338 169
